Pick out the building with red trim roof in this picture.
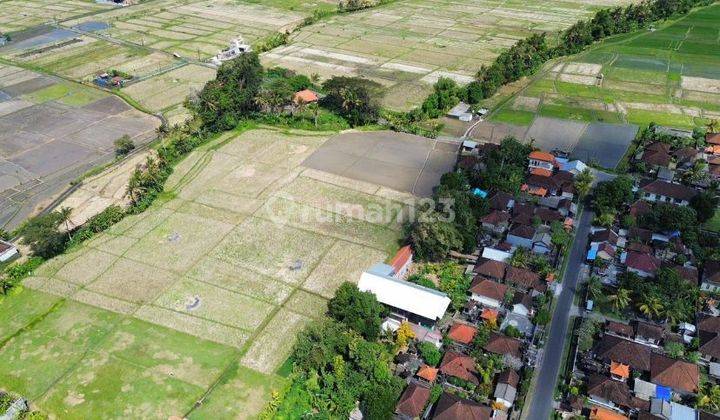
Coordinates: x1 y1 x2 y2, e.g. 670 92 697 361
447 322 478 345
439 351 479 385
292 89 318 105
390 245 413 278
624 251 661 278
650 353 699 394
469 278 508 308
395 382 431 418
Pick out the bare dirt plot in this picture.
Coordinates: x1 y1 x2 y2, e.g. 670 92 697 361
210 216 335 284
123 212 234 273
240 308 312 374
121 64 216 113
572 122 639 169
303 240 388 298
85 258 178 304
302 131 458 197
525 117 588 153
681 76 720 93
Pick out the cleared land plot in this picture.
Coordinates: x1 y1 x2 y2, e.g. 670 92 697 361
263 0 635 110
0 0 112 33
13 128 407 417
572 122 639 169
0 63 159 230
493 4 720 131
525 117 588 153
302 130 458 197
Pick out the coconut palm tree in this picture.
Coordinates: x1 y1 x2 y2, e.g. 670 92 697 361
637 296 664 319
587 276 603 301
698 382 720 413
57 206 74 241
608 288 630 312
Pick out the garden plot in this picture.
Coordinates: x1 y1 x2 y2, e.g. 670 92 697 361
264 0 634 109
240 308 312 374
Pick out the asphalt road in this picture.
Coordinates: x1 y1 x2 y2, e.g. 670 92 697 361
524 206 595 419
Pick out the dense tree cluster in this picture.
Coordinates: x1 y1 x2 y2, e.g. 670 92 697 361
320 76 381 126
619 269 698 323
328 282 387 341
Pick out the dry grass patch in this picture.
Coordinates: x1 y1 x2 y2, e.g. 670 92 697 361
285 289 327 319
240 308 311 374
54 249 119 285
86 258 178 304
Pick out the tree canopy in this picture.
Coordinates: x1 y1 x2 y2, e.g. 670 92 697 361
327 282 387 341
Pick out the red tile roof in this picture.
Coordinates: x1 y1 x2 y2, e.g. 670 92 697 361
433 393 491 420
390 245 412 274
650 353 699 393
473 258 507 280
439 351 478 384
640 180 698 201
484 332 522 359
707 132 720 145
529 151 555 162
469 278 507 301
447 322 477 345
293 89 318 104
395 382 431 418
505 266 541 290
417 365 438 382
530 167 553 177
589 406 628 420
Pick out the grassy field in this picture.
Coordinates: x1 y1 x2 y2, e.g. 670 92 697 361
0 128 406 417
490 4 720 130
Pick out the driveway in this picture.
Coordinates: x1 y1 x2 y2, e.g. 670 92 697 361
523 206 595 419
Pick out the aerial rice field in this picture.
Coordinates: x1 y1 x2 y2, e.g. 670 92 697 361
0 128 409 418
491 3 720 130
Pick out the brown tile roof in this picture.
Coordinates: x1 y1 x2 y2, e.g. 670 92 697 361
480 210 510 225
641 144 672 167
646 142 672 153
605 321 633 338
473 258 507 280
673 147 698 164
439 351 479 385
497 369 519 387
626 241 652 254
396 382 431 418
707 132 720 145
489 192 513 211
591 229 619 245
484 332 522 359
625 251 661 275
589 406 628 420
650 353 699 393
699 315 720 334
508 224 535 239
469 278 507 301
512 291 532 309
587 374 632 407
640 179 698 201
594 335 652 371
704 261 720 284
634 321 664 341
535 207 564 223
629 199 652 218
432 393 491 420
447 323 477 345
700 330 720 360
505 266 541 290
628 227 653 243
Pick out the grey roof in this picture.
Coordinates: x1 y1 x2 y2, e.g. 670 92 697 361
634 378 656 400
501 312 534 337
494 383 517 404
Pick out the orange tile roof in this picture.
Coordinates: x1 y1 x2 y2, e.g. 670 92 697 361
529 151 556 162
447 322 477 345
481 308 498 322
523 185 547 196
610 361 630 379
390 245 412 274
530 167 553 177
417 365 438 382
706 145 720 155
589 406 628 420
293 89 318 104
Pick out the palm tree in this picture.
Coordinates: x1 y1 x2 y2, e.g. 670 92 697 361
308 102 320 127
608 288 630 312
664 299 687 325
698 382 720 413
707 119 720 133
574 168 594 198
587 276 602 301
57 206 74 241
637 296 664 319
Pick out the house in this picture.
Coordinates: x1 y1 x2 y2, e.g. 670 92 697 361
439 351 479 385
511 291 533 317
395 382 431 419
511 202 535 225
587 374 634 411
0 240 19 262
494 370 519 409
525 171 576 198
624 251 661 278
410 323 443 348
635 321 664 346
506 225 535 249
484 332 522 360
639 142 672 168
447 102 472 121
594 335 652 372
489 192 514 211
610 361 630 382
591 229 619 246
701 261 720 292
639 180 698 206
481 210 511 235
447 322 477 346
474 258 507 282
633 379 657 401
699 315 720 362
528 150 556 176
650 354 699 394
673 147 698 169
538 196 577 217
416 365 438 383
432 393 491 420
532 231 553 255
359 265 451 325
559 159 588 175
629 200 652 218
505 266 544 294
292 89 318 105
589 406 628 420
481 247 512 263
390 245 413 279
501 312 534 337
595 242 616 261
605 321 634 339
469 279 508 308
649 400 698 420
